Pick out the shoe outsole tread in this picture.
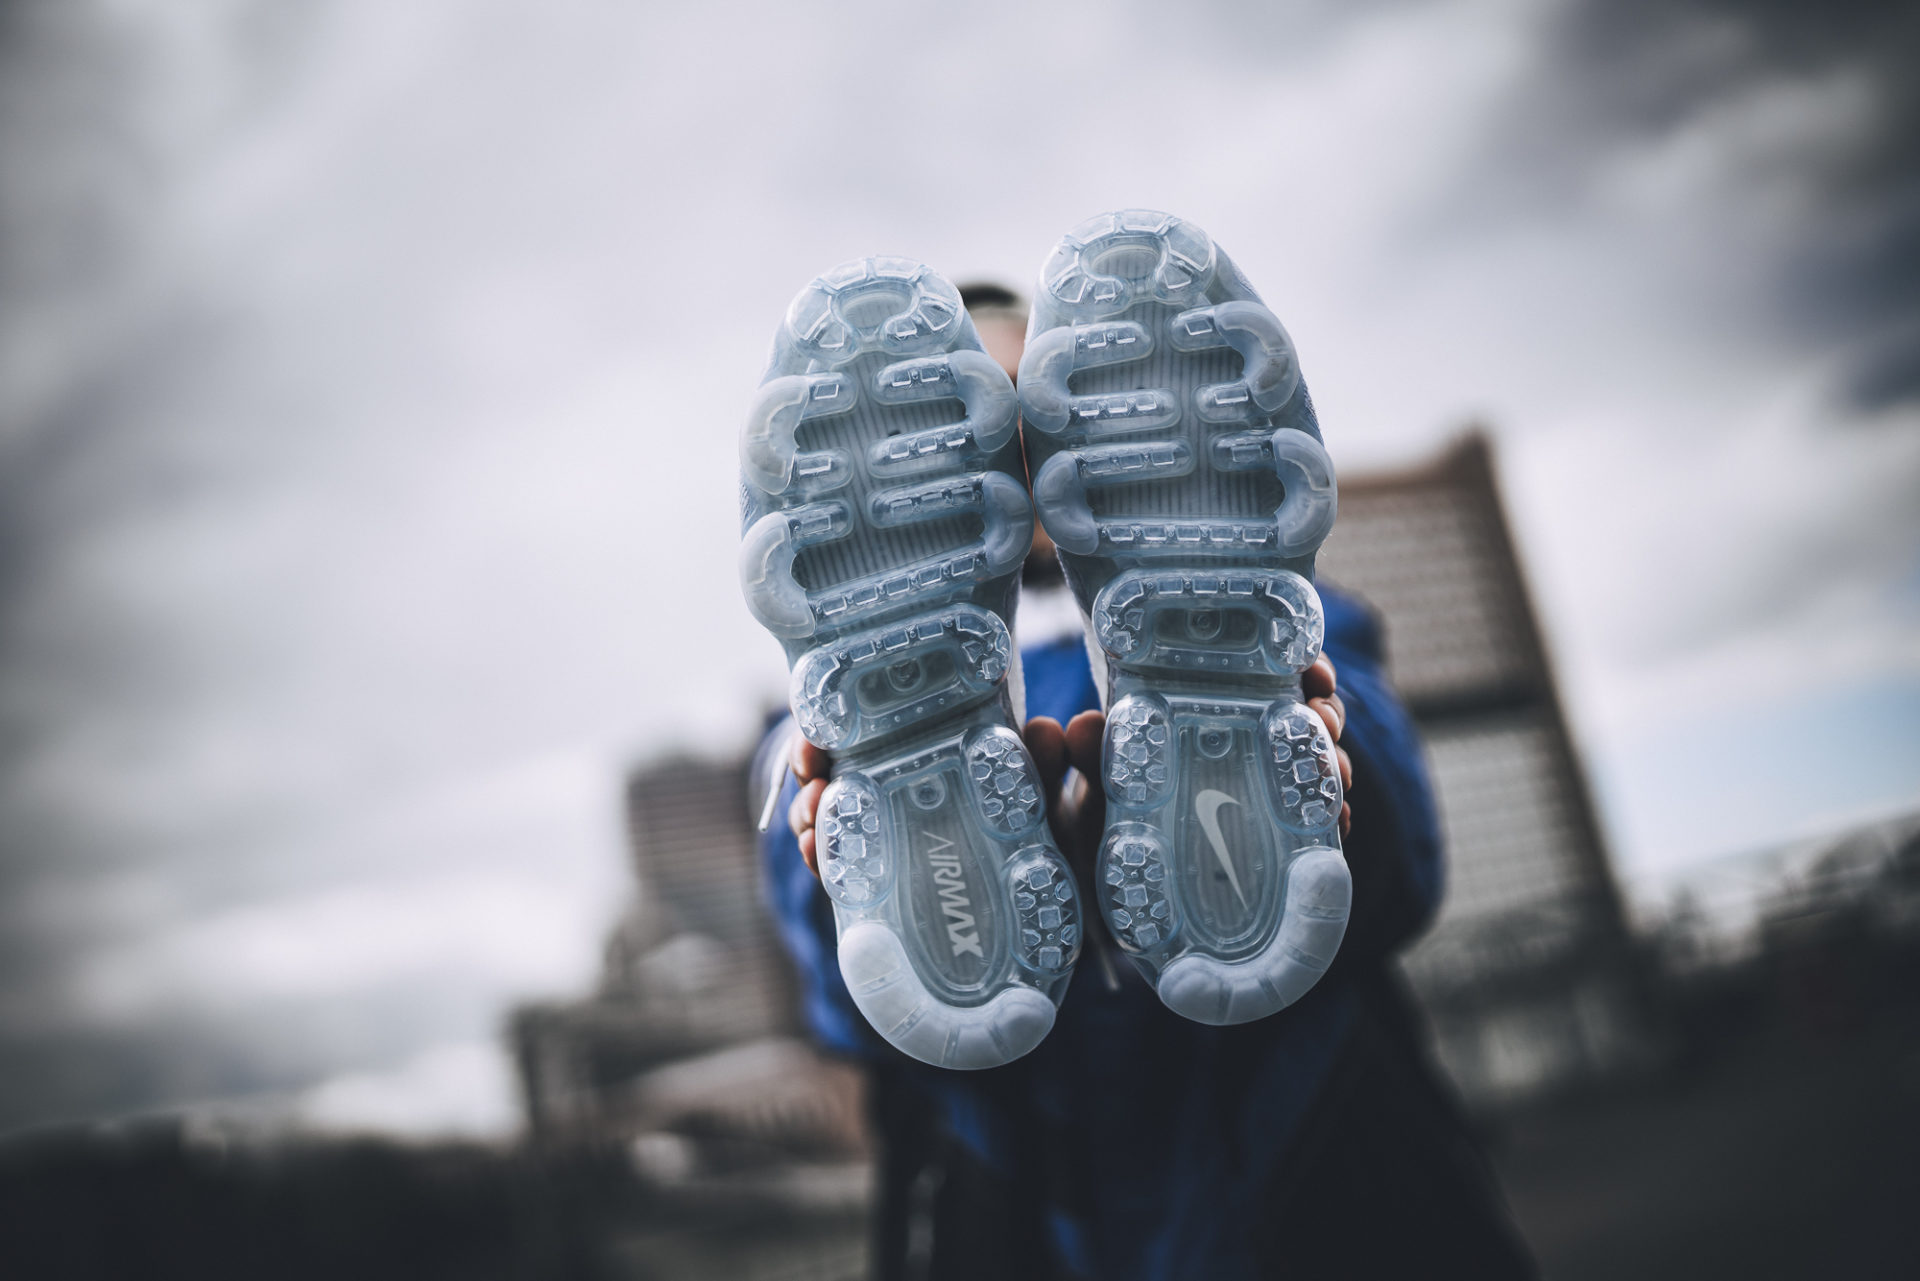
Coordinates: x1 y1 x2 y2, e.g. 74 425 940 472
1018 211 1351 1026
739 258 1078 1068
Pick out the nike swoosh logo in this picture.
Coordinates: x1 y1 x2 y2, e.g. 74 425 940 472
1194 789 1249 909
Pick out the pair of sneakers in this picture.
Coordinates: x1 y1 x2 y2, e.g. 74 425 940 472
739 210 1349 1070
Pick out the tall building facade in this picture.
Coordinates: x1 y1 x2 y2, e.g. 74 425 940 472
1316 434 1649 1104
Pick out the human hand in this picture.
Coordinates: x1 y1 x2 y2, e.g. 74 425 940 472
785 731 833 878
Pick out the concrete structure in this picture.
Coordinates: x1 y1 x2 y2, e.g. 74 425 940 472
1315 433 1649 1104
511 759 871 1279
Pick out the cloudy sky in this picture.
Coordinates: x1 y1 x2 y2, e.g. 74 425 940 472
2 0 1916 1135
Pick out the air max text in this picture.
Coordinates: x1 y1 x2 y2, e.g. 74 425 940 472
925 834 984 959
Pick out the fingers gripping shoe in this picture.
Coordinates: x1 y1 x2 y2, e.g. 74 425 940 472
739 258 1080 1068
1018 212 1350 1026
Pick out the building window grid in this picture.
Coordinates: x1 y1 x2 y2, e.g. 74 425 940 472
1424 716 1588 924
1320 488 1535 698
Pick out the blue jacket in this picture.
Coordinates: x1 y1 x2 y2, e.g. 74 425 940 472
760 585 1443 1278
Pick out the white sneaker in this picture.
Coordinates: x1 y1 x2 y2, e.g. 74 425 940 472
739 258 1080 1067
1018 212 1350 1025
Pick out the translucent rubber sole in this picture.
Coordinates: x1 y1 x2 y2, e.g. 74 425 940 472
739 258 1077 1068
1019 211 1351 1026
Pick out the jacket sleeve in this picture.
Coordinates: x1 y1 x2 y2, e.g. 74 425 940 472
1318 588 1445 968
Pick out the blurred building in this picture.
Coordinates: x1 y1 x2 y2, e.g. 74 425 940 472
1316 433 1652 1105
511 759 871 1280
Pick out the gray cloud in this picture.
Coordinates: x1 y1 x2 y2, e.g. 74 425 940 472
1469 0 1920 409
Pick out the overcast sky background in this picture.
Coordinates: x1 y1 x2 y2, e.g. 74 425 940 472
2 0 1916 1136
